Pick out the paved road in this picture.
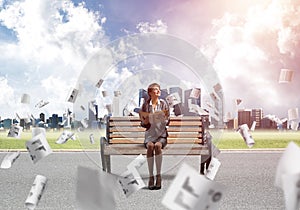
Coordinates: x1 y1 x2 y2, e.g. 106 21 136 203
0 151 285 210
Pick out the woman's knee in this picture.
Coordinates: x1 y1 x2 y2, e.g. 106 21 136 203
147 142 155 150
154 142 162 152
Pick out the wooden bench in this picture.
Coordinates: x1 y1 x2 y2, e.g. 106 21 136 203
100 115 209 173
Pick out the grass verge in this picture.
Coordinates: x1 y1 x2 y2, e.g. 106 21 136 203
212 129 300 149
0 129 104 150
0 129 299 150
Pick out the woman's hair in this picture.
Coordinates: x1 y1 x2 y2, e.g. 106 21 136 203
146 83 160 103
147 83 160 95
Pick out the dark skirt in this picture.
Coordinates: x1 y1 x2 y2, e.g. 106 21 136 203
144 137 167 149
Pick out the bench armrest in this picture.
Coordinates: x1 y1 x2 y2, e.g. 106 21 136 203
100 136 109 145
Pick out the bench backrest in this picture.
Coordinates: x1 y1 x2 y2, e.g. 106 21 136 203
106 116 204 145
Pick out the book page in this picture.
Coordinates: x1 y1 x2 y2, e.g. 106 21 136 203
149 111 167 124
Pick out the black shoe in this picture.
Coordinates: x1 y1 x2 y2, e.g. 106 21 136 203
148 176 155 190
154 185 161 190
149 185 156 190
154 175 161 190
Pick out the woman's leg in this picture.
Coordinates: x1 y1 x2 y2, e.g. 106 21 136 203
200 155 210 175
154 142 163 189
200 162 205 175
205 156 212 170
146 142 155 189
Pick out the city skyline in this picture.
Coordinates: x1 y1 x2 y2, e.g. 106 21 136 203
1 85 295 131
0 0 299 120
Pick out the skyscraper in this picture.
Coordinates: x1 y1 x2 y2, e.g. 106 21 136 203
50 114 59 129
169 87 183 99
251 108 263 129
88 101 98 128
40 113 45 122
159 88 169 100
212 83 224 128
261 117 277 129
3 118 12 129
238 109 252 128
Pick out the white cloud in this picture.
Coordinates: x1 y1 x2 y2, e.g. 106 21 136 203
41 75 70 101
201 0 300 117
272 0 300 57
0 0 106 67
0 0 108 119
213 43 267 79
101 67 134 93
146 0 299 118
136 20 168 34
0 77 15 106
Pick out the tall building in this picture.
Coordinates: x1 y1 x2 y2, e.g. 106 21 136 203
50 114 59 129
3 119 12 129
238 109 252 128
251 108 263 129
159 88 169 100
212 83 224 128
169 87 183 100
261 117 277 129
40 113 45 122
112 91 121 117
20 119 30 130
226 118 238 130
88 101 98 128
237 108 263 129
209 91 221 127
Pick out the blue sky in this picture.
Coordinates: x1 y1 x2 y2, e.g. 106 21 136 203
0 0 299 121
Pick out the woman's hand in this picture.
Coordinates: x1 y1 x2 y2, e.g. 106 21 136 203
139 111 150 125
162 109 169 117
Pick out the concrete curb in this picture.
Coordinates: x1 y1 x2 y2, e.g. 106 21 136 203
0 148 285 153
220 148 285 153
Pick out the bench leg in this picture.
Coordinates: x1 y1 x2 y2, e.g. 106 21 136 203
100 137 107 172
100 137 112 173
105 155 111 173
101 154 107 172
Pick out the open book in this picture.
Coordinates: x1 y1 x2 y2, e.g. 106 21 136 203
139 110 168 125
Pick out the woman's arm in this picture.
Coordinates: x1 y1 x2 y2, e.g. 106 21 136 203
161 99 170 126
139 111 149 125
140 103 151 129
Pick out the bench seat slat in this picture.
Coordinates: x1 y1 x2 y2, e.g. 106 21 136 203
109 138 202 144
109 121 202 126
109 127 202 132
110 127 145 132
103 144 209 155
110 133 202 138
109 116 203 121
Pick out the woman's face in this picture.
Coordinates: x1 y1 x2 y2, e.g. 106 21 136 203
149 86 161 98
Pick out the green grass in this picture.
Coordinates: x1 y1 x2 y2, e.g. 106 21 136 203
0 129 299 150
211 129 300 149
0 129 105 150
